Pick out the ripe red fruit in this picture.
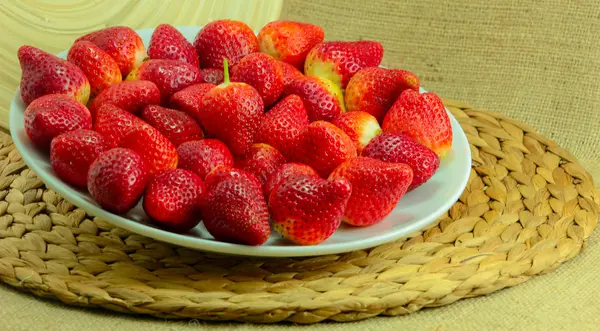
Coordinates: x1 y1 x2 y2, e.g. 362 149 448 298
88 80 161 116
258 21 325 70
332 111 382 153
87 148 150 214
193 19 258 69
169 83 216 123
67 41 122 97
140 105 204 146
362 133 440 191
147 24 199 67
282 76 345 122
329 157 413 226
200 167 270 246
93 104 151 148
176 139 234 180
278 60 304 90
230 53 284 107
24 94 92 149
264 163 318 199
50 129 108 187
269 174 352 245
200 68 224 85
236 143 286 194
120 127 178 175
143 169 205 233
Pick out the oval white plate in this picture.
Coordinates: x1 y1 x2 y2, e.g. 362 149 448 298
10 26 471 257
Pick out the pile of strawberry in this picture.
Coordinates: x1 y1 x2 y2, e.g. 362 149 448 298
18 20 452 246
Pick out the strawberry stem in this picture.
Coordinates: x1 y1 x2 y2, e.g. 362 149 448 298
223 58 230 84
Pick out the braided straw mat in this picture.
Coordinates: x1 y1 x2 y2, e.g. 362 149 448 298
0 99 597 325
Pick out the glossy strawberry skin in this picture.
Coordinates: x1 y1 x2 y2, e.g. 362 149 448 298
279 61 304 90
304 41 384 88
18 46 90 105
362 133 440 191
143 169 205 233
329 157 413 226
254 94 309 160
264 162 318 199
50 129 108 187
87 148 150 214
193 19 258 69
67 41 122 97
148 24 199 67
231 53 284 107
258 21 324 70
176 139 234 180
24 94 92 149
269 174 352 245
236 143 286 195
200 68 224 85
93 104 151 149
282 76 345 122
140 105 204 146
200 167 270 246
382 90 453 158
120 127 178 175
88 80 161 116
169 83 216 123
332 111 382 153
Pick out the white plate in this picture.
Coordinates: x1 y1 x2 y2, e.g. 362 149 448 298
9 26 471 257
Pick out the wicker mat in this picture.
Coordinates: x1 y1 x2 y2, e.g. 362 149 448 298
0 100 598 324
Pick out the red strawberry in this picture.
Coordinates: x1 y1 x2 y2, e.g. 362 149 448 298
18 46 90 105
329 157 413 226
169 83 216 123
93 104 151 148
140 105 203 146
269 174 352 245
278 60 304 90
120 127 178 175
236 143 286 194
200 167 270 246
24 94 92 149
87 148 150 214
293 121 357 178
126 59 202 104
50 129 108 187
264 162 318 198
193 19 258 69
344 67 419 123
254 94 309 160
200 68 224 85
362 133 440 191
282 76 344 122
198 60 264 156
147 24 199 67
332 111 382 153
88 80 161 116
67 41 122 97
382 90 453 158
230 53 284 107
258 21 324 70
176 139 234 180
143 169 205 233
304 41 384 88
76 26 146 77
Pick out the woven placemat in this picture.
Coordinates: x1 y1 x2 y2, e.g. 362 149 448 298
0 100 598 324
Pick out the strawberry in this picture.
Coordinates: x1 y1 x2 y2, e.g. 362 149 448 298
236 143 286 194
176 139 234 180
67 41 122 97
329 157 413 226
382 90 453 158
278 60 304 90
258 21 324 70
332 111 382 153
24 94 92 149
344 67 419 123
304 41 384 88
362 133 440 191
200 68 224 85
88 80 161 116
282 76 344 122
143 169 205 233
50 129 108 187
193 19 258 69
147 24 199 67
93 104 151 148
126 59 202 104
264 162 318 198
269 174 352 245
198 60 264 156
254 94 309 160
75 26 146 77
230 53 284 107
293 121 357 178
200 167 270 246
18 46 90 105
120 127 178 175
87 148 150 214
169 83 216 123
140 105 203 146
